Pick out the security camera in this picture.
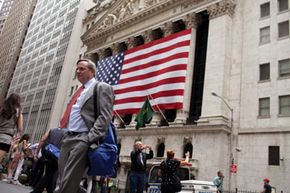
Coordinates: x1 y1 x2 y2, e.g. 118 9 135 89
235 147 242 152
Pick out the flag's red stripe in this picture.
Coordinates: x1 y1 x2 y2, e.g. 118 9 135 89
114 90 184 104
154 103 183 110
122 53 189 74
119 64 187 84
114 108 140 115
114 103 183 115
114 77 186 94
123 41 190 65
125 29 191 55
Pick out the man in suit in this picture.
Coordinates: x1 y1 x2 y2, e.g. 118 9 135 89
54 59 114 193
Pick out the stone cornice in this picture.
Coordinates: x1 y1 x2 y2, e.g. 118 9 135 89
239 128 290 135
116 124 230 137
207 0 236 20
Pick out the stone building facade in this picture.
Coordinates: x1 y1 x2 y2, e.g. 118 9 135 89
0 0 33 102
79 0 290 192
0 0 14 35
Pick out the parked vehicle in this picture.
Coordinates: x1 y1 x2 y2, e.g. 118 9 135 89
147 164 217 193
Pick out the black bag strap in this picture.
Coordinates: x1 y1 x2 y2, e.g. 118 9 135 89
93 82 117 144
93 82 100 119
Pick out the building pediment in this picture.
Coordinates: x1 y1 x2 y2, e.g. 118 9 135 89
81 0 197 46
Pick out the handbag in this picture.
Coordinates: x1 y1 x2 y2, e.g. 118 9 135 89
87 82 118 177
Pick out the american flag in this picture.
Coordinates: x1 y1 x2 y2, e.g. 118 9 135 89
96 29 192 115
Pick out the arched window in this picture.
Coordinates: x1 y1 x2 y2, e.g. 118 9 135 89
117 143 121 167
157 143 165 157
183 143 193 158
117 143 121 155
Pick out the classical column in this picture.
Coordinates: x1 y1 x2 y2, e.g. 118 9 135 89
97 48 105 59
111 43 118 54
197 0 236 126
147 111 162 127
126 37 135 49
143 30 152 43
162 22 173 36
183 13 198 29
174 14 198 125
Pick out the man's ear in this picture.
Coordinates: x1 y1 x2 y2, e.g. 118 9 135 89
90 70 96 77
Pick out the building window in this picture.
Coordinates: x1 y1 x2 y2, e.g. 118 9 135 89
268 146 280 166
183 143 193 158
157 143 165 157
260 26 270 44
69 86 74 96
279 95 290 115
259 63 270 81
278 20 289 38
278 59 290 78
278 0 288 12
260 2 270 18
259 98 270 116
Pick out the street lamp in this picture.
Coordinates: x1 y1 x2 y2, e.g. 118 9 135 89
211 91 234 191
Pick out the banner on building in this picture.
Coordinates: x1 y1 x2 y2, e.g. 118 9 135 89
96 29 192 115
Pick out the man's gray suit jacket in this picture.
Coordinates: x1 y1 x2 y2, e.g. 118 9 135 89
78 80 114 146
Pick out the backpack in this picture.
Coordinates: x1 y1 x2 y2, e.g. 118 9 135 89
87 82 118 177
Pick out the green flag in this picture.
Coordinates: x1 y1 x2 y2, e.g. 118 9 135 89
135 98 154 130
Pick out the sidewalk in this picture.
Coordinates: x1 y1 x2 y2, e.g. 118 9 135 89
0 181 32 193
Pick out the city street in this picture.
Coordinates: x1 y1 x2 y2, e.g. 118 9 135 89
0 181 32 193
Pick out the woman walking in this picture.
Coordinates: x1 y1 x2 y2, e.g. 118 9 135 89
0 93 23 167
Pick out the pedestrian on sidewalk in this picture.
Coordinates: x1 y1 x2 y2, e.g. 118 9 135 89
261 178 272 193
30 128 65 193
0 93 23 170
54 59 114 193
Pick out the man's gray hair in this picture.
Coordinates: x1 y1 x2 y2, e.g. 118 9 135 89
76 59 96 73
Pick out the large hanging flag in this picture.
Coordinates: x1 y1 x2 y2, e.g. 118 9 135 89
135 98 154 130
96 29 192 115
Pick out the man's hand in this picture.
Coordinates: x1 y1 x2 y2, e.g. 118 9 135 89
142 145 151 150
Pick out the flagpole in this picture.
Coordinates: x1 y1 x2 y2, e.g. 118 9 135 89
114 110 126 128
146 93 169 126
